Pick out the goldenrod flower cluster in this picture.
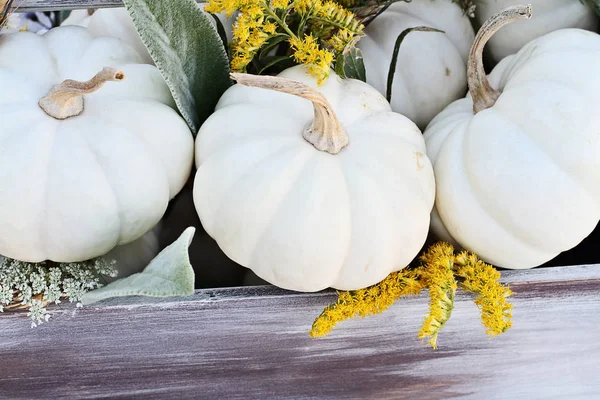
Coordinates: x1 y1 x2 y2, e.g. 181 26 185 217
310 269 422 338
206 0 364 83
311 242 514 349
416 243 458 349
289 35 334 84
454 251 513 336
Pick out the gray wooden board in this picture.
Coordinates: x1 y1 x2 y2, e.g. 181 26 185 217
13 0 199 12
0 264 599 399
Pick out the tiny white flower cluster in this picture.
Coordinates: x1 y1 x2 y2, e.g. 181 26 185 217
0 257 118 327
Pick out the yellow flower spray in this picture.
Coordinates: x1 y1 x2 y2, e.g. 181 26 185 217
311 242 513 349
206 0 364 83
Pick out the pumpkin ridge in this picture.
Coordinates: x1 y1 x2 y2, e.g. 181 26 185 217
84 97 190 199
435 126 557 267
20 118 57 262
242 150 322 277
334 153 401 289
458 114 550 253
208 143 309 239
492 83 600 205
195 138 302 234
64 119 123 254
249 152 349 292
462 111 596 254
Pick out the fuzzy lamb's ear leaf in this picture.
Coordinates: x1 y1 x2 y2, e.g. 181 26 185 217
81 227 196 305
123 0 231 135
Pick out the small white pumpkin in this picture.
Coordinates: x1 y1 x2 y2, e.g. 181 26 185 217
193 65 435 292
424 5 600 269
62 7 235 65
357 0 475 129
474 0 598 63
0 26 193 262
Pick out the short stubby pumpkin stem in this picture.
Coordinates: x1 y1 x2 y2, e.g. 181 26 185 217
468 4 532 114
231 73 349 154
39 67 125 120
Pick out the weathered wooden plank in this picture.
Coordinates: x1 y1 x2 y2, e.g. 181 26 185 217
0 264 599 399
13 0 206 12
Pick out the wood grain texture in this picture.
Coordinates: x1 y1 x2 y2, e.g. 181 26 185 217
13 0 206 12
0 264 599 399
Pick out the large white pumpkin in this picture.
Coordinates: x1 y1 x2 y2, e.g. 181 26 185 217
357 0 474 129
193 65 435 292
474 0 598 63
0 26 193 262
424 5 600 269
62 7 235 65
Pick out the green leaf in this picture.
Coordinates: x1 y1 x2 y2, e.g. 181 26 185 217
81 227 196 305
335 46 366 82
259 34 289 60
123 0 231 135
258 55 293 74
386 26 444 103
582 0 600 16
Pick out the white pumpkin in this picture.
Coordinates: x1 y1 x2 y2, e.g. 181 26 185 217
474 0 598 63
424 5 600 269
0 26 193 262
62 7 235 65
357 0 475 129
193 65 435 292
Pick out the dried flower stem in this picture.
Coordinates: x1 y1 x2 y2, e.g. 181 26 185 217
231 72 348 153
468 5 532 113
39 67 125 120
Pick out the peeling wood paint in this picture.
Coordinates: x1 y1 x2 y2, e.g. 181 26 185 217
0 264 599 399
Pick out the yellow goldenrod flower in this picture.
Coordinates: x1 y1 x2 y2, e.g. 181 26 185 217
271 0 290 9
295 0 323 16
454 251 513 336
289 35 334 84
309 242 514 350
310 269 423 338
415 243 457 349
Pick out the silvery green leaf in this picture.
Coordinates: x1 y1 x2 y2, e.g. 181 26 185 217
82 227 196 305
124 0 231 134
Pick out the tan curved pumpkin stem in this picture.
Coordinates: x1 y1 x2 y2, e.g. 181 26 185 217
39 67 125 120
468 4 532 114
231 73 348 154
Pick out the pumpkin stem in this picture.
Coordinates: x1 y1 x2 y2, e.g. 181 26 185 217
468 4 532 114
39 67 125 120
230 73 349 154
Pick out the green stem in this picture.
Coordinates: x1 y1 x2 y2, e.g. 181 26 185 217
264 5 298 40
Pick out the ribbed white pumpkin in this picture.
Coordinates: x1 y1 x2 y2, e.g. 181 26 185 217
424 6 600 269
193 65 435 292
0 26 193 262
62 7 235 65
62 8 154 64
357 0 474 129
474 0 598 63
